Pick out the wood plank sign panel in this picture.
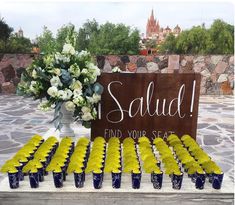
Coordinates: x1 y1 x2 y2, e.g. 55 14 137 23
91 73 201 142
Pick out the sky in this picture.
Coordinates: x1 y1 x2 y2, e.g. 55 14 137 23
0 0 234 39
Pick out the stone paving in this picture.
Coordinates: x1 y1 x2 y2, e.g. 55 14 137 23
0 94 234 183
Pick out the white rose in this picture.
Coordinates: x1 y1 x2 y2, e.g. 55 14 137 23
92 93 101 103
73 89 82 97
54 68 61 76
58 90 67 100
29 81 37 93
62 43 76 55
62 55 70 63
77 50 89 59
32 69 37 79
55 52 62 62
86 62 101 77
93 66 101 76
81 112 93 121
81 69 88 75
86 62 95 69
86 94 101 104
69 79 82 91
65 101 75 112
68 64 80 77
86 96 93 104
47 86 58 97
84 78 89 84
73 96 85 106
65 89 73 100
50 76 62 87
55 52 70 63
81 106 91 114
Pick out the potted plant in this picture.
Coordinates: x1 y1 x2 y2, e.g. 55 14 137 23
17 28 103 137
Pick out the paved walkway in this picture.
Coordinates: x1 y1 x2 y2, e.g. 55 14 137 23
0 95 234 183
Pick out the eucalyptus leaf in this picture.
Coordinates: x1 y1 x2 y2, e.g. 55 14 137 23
93 82 104 95
35 67 50 81
84 86 93 96
61 69 72 85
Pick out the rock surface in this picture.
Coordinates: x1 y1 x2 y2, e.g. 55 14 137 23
0 54 234 95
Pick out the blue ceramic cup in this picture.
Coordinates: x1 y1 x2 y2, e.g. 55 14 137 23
38 167 44 182
82 171 86 182
112 172 122 189
207 173 213 183
61 165 67 181
132 172 142 189
152 172 163 189
93 172 103 189
74 172 84 188
16 164 24 181
188 173 197 183
41 161 48 176
212 172 224 189
8 172 19 189
195 172 206 189
29 172 39 188
172 173 183 190
53 172 63 188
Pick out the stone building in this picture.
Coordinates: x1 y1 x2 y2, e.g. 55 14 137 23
16 28 24 38
146 9 182 43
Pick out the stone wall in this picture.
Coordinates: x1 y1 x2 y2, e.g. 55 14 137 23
0 53 234 95
97 55 234 95
0 54 38 94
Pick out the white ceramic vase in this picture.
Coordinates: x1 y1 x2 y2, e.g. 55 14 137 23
59 103 75 138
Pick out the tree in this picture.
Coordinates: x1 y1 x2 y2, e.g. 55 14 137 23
36 20 140 55
88 22 140 55
56 23 78 51
0 18 13 51
158 33 177 54
8 35 32 53
76 19 99 51
159 19 234 55
36 26 56 54
176 26 212 54
208 19 234 54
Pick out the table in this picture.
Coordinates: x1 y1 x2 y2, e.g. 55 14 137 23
0 125 234 205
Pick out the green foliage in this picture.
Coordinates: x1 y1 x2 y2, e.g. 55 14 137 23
36 26 56 54
159 19 234 54
209 19 234 54
87 22 140 55
0 18 13 51
0 18 32 53
176 26 212 54
37 20 140 55
158 33 177 54
76 19 99 51
8 35 32 53
56 23 78 51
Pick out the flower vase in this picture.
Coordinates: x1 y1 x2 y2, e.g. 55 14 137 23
59 103 75 138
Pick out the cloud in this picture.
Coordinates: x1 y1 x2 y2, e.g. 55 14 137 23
0 1 233 39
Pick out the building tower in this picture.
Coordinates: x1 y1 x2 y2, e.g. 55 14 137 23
146 9 160 38
18 28 24 37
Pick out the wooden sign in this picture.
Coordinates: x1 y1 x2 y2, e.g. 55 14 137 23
91 73 201 142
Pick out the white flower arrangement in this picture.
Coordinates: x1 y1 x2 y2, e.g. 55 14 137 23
18 40 103 129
